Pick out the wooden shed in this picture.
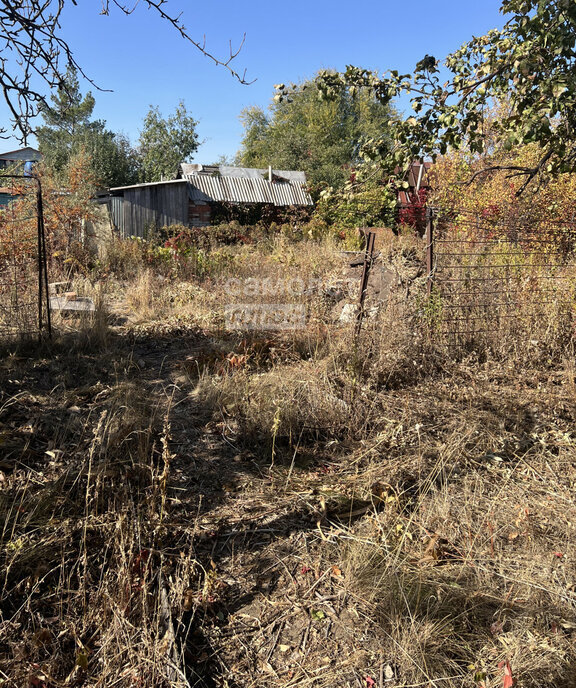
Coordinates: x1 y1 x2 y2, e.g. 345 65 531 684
107 179 190 238
107 165 313 238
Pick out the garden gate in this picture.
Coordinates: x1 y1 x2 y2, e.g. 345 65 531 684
0 175 51 343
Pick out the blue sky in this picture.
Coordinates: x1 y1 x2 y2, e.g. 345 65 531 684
3 0 507 163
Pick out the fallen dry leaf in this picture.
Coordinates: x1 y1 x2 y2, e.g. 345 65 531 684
498 659 515 688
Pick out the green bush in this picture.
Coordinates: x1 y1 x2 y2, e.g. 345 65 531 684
314 181 397 231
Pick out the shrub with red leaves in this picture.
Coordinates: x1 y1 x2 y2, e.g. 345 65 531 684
399 188 428 235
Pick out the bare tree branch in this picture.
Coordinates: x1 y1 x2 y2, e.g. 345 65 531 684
0 0 252 143
460 149 556 196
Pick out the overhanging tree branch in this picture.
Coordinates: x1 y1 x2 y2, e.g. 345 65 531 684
104 1 252 83
0 0 252 143
311 0 576 194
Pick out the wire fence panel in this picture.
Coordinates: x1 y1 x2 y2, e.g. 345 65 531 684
428 210 576 351
0 175 51 344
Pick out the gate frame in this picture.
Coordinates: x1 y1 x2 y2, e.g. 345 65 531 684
0 174 51 340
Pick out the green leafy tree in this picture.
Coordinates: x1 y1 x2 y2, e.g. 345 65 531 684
78 128 141 189
310 0 576 192
36 66 140 188
138 102 200 182
314 175 397 230
237 74 396 191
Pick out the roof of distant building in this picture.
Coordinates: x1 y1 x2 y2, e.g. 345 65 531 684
397 161 433 205
179 163 307 184
0 147 42 161
112 164 313 207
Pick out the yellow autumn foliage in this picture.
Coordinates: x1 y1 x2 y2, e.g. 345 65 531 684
429 141 576 243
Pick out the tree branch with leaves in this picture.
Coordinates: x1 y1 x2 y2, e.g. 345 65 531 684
303 0 576 194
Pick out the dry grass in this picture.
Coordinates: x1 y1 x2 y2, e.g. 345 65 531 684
1 230 576 687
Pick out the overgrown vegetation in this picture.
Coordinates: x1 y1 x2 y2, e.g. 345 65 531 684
1 222 575 687
2 2 576 686
237 73 397 193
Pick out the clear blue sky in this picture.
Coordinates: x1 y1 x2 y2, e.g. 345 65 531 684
3 0 507 164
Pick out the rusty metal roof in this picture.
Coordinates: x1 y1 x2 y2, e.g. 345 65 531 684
179 163 307 184
185 174 313 206
111 167 313 207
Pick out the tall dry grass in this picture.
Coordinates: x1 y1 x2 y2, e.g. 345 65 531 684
1 226 576 687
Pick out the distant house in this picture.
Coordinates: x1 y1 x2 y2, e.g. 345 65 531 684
397 161 432 207
106 165 313 238
0 147 42 173
395 161 433 234
0 147 43 207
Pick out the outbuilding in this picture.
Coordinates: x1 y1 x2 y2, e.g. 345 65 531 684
107 165 313 238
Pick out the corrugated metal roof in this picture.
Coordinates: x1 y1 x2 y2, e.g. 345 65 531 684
110 169 313 207
186 174 313 206
179 163 307 184
110 179 188 192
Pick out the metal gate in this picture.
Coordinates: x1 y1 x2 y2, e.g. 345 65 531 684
0 175 51 343
425 209 576 349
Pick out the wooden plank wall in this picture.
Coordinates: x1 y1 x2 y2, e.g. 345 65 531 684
121 184 189 237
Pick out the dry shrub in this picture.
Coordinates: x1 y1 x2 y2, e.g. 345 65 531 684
194 355 353 453
0 373 190 686
103 235 149 278
125 269 170 322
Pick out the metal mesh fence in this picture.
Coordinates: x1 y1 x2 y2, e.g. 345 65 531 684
0 175 50 343
427 209 576 349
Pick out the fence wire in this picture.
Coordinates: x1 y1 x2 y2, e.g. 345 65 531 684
427 209 576 350
0 175 51 343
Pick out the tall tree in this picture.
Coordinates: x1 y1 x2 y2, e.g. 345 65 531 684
36 66 140 188
311 0 576 192
0 1 250 142
138 102 200 182
237 75 397 191
40 65 96 136
36 65 96 172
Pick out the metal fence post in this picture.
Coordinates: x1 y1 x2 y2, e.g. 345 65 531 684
426 207 434 297
36 178 51 338
355 230 377 338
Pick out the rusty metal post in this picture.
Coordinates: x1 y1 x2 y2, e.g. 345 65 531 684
36 178 51 338
426 207 434 298
355 230 377 337
36 182 43 340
